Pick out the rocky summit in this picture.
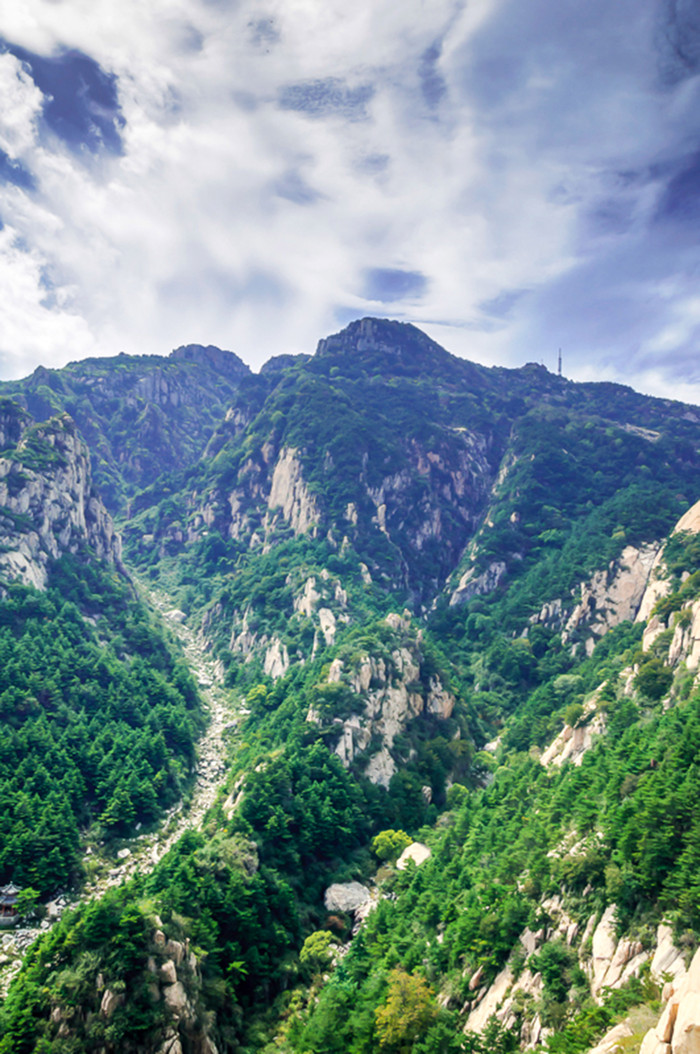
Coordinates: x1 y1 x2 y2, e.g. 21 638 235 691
2 320 700 1054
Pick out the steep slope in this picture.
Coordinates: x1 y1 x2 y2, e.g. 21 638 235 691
0 399 121 589
248 499 700 1054
0 344 250 510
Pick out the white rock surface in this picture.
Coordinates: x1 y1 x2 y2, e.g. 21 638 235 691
160 960 178 985
591 905 619 996
540 709 606 768
564 544 659 643
163 981 189 1016
465 964 513 1034
639 944 700 1054
100 988 125 1018
637 499 700 626
639 1032 671 1054
587 1021 634 1054
0 414 122 589
268 447 319 536
397 842 431 870
672 993 700 1053
451 560 507 606
327 635 455 786
651 925 687 984
294 577 320 617
364 747 397 788
318 607 336 646
263 638 289 680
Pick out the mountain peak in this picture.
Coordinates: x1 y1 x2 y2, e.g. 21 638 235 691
169 343 249 378
315 317 458 376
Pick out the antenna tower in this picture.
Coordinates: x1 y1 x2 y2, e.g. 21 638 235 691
558 348 562 377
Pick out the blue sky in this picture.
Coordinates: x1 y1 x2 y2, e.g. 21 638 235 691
0 0 699 401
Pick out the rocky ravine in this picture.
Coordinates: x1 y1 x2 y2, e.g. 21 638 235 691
0 584 239 999
80 585 238 893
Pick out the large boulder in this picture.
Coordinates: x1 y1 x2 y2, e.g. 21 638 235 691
324 882 371 913
397 842 431 870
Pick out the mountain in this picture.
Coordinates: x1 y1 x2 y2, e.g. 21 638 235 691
2 319 700 1054
123 318 698 691
0 344 250 511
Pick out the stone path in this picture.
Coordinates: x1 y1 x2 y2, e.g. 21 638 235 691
0 585 239 997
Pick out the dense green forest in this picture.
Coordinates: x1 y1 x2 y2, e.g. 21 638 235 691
0 554 202 896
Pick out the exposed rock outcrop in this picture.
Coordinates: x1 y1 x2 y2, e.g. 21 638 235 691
587 1021 635 1054
540 697 606 768
396 842 431 869
0 410 122 589
633 499 700 669
639 944 700 1054
263 638 290 679
580 904 649 1000
314 615 456 787
562 544 660 647
324 882 371 913
524 543 662 658
267 447 320 537
651 924 687 985
44 920 220 1054
637 499 700 627
450 560 507 606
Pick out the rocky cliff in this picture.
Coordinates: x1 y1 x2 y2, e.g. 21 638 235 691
307 612 457 788
463 905 687 1051
0 405 122 589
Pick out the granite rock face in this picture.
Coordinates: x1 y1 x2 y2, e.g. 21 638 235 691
308 613 456 787
639 945 700 1054
0 408 122 589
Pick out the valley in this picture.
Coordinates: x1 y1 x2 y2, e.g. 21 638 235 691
1 320 700 1053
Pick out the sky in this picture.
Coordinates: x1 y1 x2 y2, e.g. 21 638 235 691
0 0 699 401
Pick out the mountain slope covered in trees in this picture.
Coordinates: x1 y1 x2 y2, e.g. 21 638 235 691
2 319 700 1054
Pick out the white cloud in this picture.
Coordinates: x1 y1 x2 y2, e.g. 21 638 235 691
0 224 95 377
0 53 43 158
0 0 698 403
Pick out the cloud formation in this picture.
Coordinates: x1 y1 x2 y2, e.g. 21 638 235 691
0 0 698 402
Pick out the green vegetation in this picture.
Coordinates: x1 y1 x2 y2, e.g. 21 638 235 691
0 554 202 895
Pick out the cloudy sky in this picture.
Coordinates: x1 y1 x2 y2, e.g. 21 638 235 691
0 0 699 399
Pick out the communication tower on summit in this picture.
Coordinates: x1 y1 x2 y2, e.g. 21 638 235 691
558 348 562 377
